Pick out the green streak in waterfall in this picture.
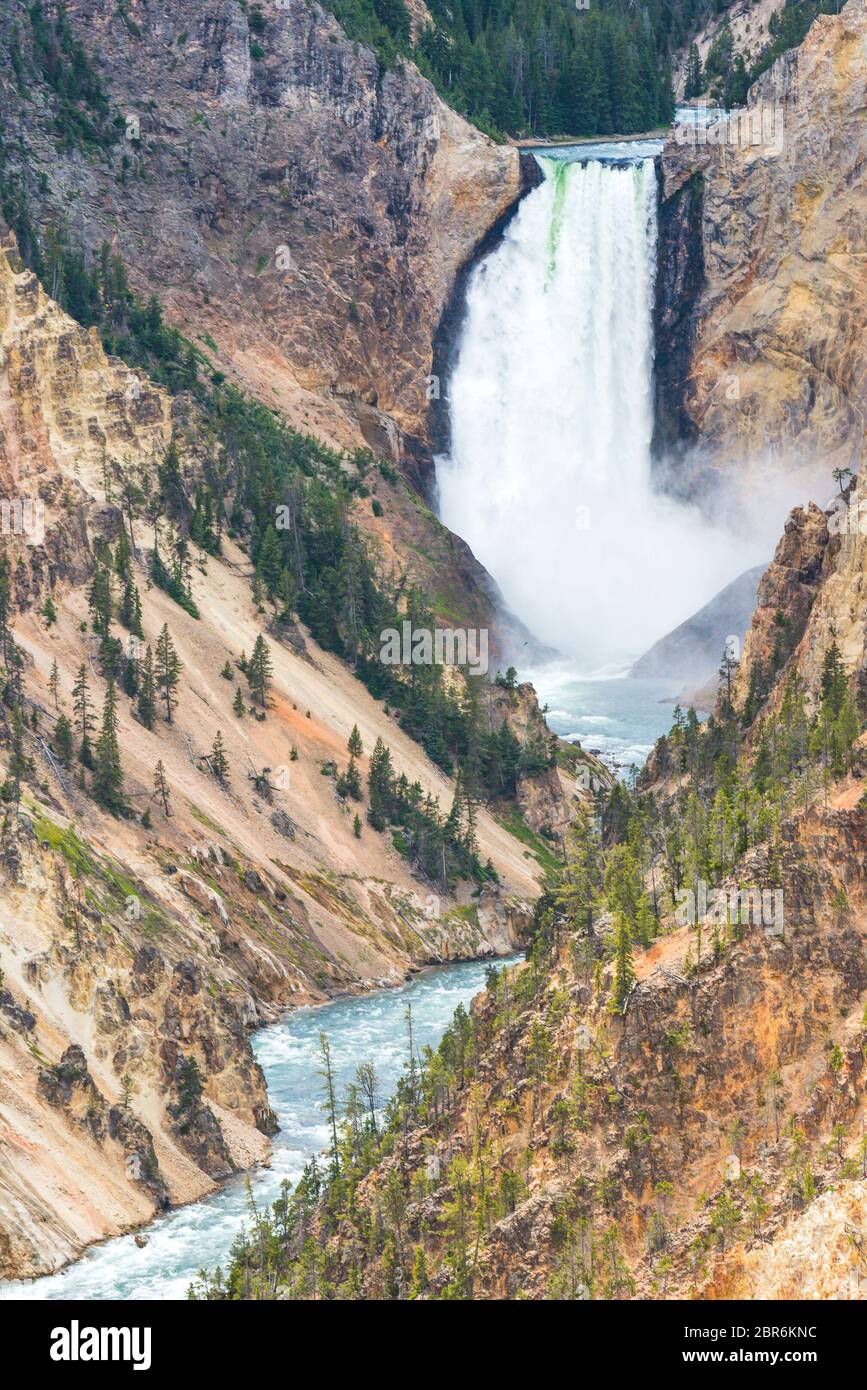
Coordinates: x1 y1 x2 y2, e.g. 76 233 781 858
540 157 571 287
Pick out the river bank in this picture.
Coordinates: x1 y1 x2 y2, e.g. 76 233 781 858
0 956 520 1301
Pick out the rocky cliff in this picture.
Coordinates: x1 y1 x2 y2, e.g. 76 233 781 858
656 0 867 505
0 233 550 1280
199 779 867 1300
0 0 527 453
0 0 539 643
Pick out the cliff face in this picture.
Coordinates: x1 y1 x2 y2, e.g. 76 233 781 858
731 462 867 723
0 0 537 644
0 237 545 1280
0 0 524 456
657 0 867 496
286 792 867 1301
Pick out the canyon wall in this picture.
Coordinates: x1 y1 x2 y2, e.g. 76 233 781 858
0 0 527 457
0 236 548 1280
0 0 542 643
657 0 867 503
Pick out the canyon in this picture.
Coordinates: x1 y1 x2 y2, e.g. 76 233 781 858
0 0 866 1304
657 1 867 501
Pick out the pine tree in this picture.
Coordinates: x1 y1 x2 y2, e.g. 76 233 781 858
255 525 282 598
556 804 603 939
153 759 172 815
247 634 272 708
820 639 847 717
93 679 125 813
232 686 245 717
2 637 24 709
72 662 96 761
367 737 393 830
210 730 230 785
348 724 363 758
0 551 11 667
53 714 74 768
88 566 113 638
49 658 61 710
120 575 144 638
719 640 738 709
136 644 157 730
684 43 704 99
336 757 361 801
159 433 186 519
114 528 132 580
353 813 362 839
155 623 181 723
317 1032 340 1176
276 567 296 622
41 593 57 626
6 706 29 807
610 912 635 1013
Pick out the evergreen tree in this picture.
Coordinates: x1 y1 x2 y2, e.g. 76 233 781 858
555 804 603 939
247 634 273 708
136 644 157 730
684 42 704 99
49 658 61 710
610 912 635 1013
53 713 74 767
72 662 96 761
159 433 187 519
276 567 296 622
93 679 125 812
210 729 230 785
232 686 245 717
719 640 738 710
336 757 362 801
255 524 282 598
5 706 29 807
155 623 181 723
88 565 113 638
0 552 11 668
367 737 393 830
348 724 363 758
318 1032 340 1177
153 758 172 815
820 639 847 716
120 575 144 637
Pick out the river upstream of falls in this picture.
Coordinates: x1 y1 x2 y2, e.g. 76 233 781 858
1 957 515 1301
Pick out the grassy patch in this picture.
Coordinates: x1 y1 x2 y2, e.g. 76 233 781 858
189 804 228 838
32 813 174 931
32 816 96 878
496 809 561 874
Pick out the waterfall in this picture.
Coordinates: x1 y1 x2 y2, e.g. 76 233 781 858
436 152 757 674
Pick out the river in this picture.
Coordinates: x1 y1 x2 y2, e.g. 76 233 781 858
1 955 517 1301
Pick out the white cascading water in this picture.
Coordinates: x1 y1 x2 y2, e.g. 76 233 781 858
436 153 758 674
